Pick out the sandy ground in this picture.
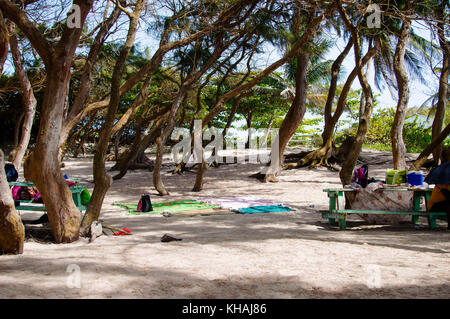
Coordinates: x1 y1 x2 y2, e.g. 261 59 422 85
0 148 449 299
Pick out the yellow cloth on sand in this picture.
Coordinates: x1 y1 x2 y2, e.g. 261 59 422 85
427 184 450 210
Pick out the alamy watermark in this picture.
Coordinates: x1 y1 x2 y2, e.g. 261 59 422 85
366 4 381 29
66 4 81 29
364 264 382 289
66 264 81 288
171 120 279 168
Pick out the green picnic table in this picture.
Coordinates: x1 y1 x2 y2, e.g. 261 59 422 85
9 181 87 212
320 187 447 230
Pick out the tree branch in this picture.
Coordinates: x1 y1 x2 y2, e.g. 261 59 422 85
0 0 53 65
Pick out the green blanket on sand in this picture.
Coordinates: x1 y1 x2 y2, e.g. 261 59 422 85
113 200 221 215
234 205 292 214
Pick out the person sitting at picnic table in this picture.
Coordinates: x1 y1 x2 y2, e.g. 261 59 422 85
426 185 450 230
425 161 450 230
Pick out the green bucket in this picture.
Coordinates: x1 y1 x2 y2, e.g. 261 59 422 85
385 169 408 185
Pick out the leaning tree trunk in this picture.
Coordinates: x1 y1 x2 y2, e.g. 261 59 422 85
81 1 145 234
290 40 378 169
337 1 375 186
0 150 25 254
192 149 207 192
1 0 94 243
73 131 90 158
0 11 8 74
58 4 122 153
153 88 188 195
9 25 37 172
23 67 83 243
288 37 353 168
191 8 331 187
153 135 169 195
432 9 449 163
391 14 411 170
410 122 450 170
113 115 167 180
245 110 253 149
263 51 310 182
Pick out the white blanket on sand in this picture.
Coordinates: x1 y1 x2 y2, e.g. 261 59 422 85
197 196 287 210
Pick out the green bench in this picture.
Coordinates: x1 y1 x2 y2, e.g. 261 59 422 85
9 181 87 213
320 187 447 230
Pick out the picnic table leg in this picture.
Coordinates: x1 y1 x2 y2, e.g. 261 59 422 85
327 192 339 226
428 214 437 229
338 217 346 230
72 192 82 208
411 215 419 225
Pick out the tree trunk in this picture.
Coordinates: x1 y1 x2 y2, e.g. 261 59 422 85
291 41 377 169
322 36 353 141
391 13 411 170
184 7 332 186
245 109 253 149
58 1 250 153
264 51 310 181
287 37 353 168
12 112 24 149
73 131 90 158
192 150 207 192
1 0 94 243
59 4 122 151
62 114 95 160
23 66 83 243
0 11 8 74
410 122 450 170
279 53 310 163
9 25 37 172
432 7 449 163
156 31 233 193
153 88 187 195
81 1 145 235
153 135 169 195
0 150 25 254
222 97 240 138
110 74 153 137
112 115 167 180
337 1 375 186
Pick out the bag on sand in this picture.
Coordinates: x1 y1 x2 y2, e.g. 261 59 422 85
18 186 35 201
80 188 91 206
137 194 153 212
352 165 369 188
5 163 18 182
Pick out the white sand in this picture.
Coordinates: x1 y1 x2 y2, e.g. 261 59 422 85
1 149 449 298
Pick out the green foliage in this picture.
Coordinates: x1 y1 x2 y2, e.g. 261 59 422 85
403 119 433 153
334 98 446 154
365 107 395 145
363 106 438 153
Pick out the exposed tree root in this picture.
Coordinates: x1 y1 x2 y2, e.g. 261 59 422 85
171 162 197 174
282 145 336 170
249 171 279 183
110 153 154 177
